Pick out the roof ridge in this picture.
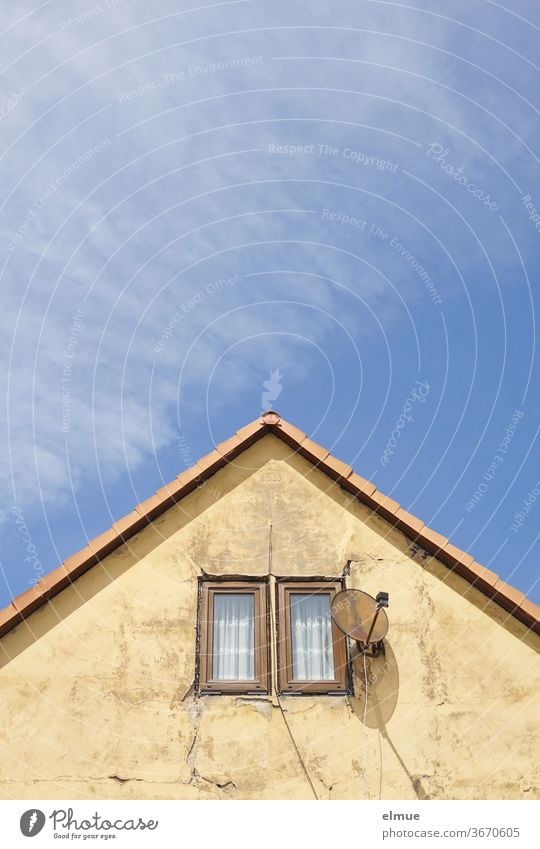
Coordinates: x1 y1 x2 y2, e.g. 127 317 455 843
1 410 538 639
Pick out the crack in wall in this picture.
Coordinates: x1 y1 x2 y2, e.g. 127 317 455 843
186 728 200 785
0 776 218 786
181 693 237 794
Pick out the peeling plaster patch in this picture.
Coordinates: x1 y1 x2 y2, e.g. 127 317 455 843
110 544 129 559
185 553 204 578
182 695 237 795
184 691 205 722
234 697 272 718
183 692 205 783
416 575 448 705
409 542 429 561
412 775 430 799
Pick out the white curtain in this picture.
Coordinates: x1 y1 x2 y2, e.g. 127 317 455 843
213 593 255 680
291 593 334 680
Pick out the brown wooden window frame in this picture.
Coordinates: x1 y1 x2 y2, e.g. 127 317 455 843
277 580 349 695
198 580 270 695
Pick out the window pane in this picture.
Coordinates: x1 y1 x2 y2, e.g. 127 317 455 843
213 593 255 680
291 593 335 680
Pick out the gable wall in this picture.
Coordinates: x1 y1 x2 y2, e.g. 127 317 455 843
0 435 538 800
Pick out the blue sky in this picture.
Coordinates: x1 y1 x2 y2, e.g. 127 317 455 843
1 0 540 606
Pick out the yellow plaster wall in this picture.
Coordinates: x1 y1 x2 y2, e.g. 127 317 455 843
0 435 538 800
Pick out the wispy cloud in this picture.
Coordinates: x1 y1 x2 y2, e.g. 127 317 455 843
1 0 539 601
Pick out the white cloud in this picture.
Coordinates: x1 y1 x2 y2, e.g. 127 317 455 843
0 0 537 521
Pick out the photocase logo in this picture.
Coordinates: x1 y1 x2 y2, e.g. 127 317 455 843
18 807 159 839
20 810 46 837
261 369 284 412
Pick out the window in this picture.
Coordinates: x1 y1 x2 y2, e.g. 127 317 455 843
277 581 348 694
197 578 349 696
198 581 269 694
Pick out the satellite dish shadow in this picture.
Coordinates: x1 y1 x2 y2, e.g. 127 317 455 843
348 641 429 799
348 640 399 729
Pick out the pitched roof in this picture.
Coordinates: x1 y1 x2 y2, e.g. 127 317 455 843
1 411 539 638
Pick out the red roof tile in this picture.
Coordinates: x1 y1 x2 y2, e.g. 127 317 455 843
299 437 331 464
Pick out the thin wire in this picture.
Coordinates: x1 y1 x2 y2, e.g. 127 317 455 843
277 691 320 800
268 522 319 800
268 521 273 575
363 652 370 799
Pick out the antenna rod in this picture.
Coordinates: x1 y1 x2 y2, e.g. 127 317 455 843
364 605 382 646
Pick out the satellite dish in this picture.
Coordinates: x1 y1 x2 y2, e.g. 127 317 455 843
331 590 389 654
